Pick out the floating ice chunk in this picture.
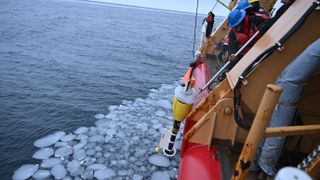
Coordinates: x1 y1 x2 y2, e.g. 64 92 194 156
34 131 66 148
55 141 68 147
117 169 128 176
81 168 94 179
157 100 172 109
86 149 95 156
94 114 105 119
95 146 102 152
94 168 116 179
41 158 62 168
134 149 147 157
32 147 54 160
67 160 83 176
174 140 182 151
88 135 104 143
103 152 112 158
51 164 66 179
73 141 87 150
67 160 80 170
152 123 162 130
12 164 38 180
95 152 103 158
55 146 73 158
62 176 72 180
95 119 108 127
61 133 76 142
73 149 86 161
108 105 117 111
148 154 170 167
87 164 106 170
32 170 50 179
155 110 166 117
75 134 88 140
106 113 117 119
75 127 88 134
82 157 96 166
106 129 117 136
151 171 170 180
133 174 143 180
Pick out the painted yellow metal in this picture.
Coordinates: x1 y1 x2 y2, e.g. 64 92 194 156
187 0 320 152
172 96 193 122
232 84 282 180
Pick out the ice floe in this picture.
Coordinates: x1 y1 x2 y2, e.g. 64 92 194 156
148 154 171 167
32 147 54 160
34 131 66 148
14 83 184 179
13 164 39 180
32 169 51 179
51 164 67 179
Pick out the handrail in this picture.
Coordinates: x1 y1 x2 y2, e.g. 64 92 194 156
265 124 320 137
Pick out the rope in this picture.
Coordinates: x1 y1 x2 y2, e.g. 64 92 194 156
192 0 200 59
211 1 219 11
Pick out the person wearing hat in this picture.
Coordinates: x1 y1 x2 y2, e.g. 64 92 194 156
227 9 261 62
237 0 268 26
216 8 263 82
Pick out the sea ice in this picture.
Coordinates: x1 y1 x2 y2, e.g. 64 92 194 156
108 105 117 111
61 133 76 142
81 168 94 179
55 141 68 147
94 168 116 179
86 149 95 156
67 160 83 176
73 141 87 150
105 113 117 119
156 100 172 110
12 164 38 180
32 147 54 160
55 146 73 158
73 149 86 161
32 170 50 179
74 127 88 134
103 152 112 158
75 134 88 140
34 131 66 148
82 156 97 166
96 157 106 164
117 169 128 176
155 110 166 117
51 164 67 179
95 146 102 152
148 154 170 167
87 163 106 170
95 152 103 158
88 135 105 143
132 174 143 180
94 114 105 119
151 171 170 180
41 158 62 168
106 129 117 136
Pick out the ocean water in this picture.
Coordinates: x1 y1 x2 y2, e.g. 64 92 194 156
0 0 221 179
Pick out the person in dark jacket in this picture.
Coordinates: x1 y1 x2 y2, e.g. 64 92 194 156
237 0 268 26
227 9 262 61
258 0 295 34
200 12 215 48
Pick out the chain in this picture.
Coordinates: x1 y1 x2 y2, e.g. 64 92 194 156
297 144 320 170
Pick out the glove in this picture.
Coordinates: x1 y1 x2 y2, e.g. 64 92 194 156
229 54 238 62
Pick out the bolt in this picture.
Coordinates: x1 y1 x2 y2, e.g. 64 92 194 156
224 107 232 115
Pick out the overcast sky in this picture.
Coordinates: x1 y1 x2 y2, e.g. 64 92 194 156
92 0 231 16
